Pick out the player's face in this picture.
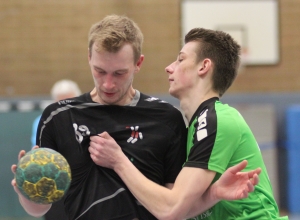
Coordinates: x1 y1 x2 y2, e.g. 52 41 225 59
89 43 144 105
165 41 200 100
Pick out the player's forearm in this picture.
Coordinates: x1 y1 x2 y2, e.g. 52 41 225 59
18 194 51 217
113 156 184 220
185 184 220 218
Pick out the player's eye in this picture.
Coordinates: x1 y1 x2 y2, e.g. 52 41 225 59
114 71 127 76
94 67 106 74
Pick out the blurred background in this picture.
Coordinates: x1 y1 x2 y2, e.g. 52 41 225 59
1 0 300 219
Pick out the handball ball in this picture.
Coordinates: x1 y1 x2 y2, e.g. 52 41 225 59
15 148 71 204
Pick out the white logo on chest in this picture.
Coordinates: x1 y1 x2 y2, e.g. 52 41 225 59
196 109 208 141
73 123 90 144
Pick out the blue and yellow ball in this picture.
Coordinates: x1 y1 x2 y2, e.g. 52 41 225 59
15 148 71 204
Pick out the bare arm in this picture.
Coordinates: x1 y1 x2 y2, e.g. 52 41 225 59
185 160 260 218
89 132 260 220
11 149 51 217
114 152 215 219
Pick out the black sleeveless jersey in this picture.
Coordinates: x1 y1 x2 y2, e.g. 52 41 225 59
36 91 187 220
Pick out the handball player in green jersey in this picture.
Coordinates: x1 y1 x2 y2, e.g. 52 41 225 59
92 28 288 219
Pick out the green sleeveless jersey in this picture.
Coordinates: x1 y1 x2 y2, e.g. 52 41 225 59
185 98 288 220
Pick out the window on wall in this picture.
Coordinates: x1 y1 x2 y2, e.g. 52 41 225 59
181 0 279 66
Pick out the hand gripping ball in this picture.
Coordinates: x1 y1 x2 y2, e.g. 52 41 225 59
15 148 71 204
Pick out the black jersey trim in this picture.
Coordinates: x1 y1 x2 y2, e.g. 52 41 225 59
188 97 219 127
74 188 126 220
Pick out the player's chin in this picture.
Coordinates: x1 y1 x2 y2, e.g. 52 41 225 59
101 94 120 105
169 88 180 99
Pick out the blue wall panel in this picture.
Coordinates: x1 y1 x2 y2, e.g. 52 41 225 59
286 106 300 214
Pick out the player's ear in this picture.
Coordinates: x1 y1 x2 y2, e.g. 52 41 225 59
135 55 145 73
198 58 212 76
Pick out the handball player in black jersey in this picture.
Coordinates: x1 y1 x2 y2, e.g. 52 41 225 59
11 14 186 220
11 15 259 220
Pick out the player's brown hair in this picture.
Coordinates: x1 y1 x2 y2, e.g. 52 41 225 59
185 28 241 96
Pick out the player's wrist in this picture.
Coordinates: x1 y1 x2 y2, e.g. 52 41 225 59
114 154 133 174
208 182 221 202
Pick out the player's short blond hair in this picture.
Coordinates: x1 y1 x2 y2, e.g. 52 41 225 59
88 14 144 64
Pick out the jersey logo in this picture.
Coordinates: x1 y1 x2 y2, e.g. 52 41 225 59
144 97 159 102
144 97 167 103
197 208 212 219
196 109 208 142
58 99 75 105
126 126 143 143
73 123 91 144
